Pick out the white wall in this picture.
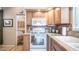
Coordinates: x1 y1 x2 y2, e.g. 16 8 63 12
72 7 79 32
3 7 24 45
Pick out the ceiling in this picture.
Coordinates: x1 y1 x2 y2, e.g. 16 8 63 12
24 7 52 12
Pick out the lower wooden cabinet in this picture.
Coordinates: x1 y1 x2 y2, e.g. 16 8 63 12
51 39 67 51
47 35 52 51
23 34 30 51
47 35 67 51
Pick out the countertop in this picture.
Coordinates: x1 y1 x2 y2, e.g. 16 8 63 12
47 33 79 51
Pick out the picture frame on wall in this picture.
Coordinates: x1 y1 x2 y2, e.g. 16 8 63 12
3 19 13 27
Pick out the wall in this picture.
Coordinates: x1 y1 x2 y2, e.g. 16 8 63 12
3 7 24 45
68 8 79 38
72 7 79 32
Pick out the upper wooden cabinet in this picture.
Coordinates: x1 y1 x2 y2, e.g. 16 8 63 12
44 12 48 24
54 8 61 24
61 8 69 24
26 11 32 25
32 12 45 17
26 8 70 25
48 10 55 25
26 11 46 25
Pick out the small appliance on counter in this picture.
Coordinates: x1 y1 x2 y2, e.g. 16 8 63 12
48 25 56 33
62 27 67 36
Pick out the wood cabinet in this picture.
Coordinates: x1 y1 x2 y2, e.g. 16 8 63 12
26 11 32 25
32 12 45 17
51 39 67 51
61 8 69 24
0 10 3 44
47 35 67 51
26 11 48 25
47 35 52 51
23 34 30 51
44 12 48 24
54 8 61 24
48 10 55 25
54 8 69 24
26 8 70 25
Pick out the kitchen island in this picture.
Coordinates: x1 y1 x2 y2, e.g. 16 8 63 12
47 33 79 51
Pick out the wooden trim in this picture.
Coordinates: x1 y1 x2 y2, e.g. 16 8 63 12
23 34 30 51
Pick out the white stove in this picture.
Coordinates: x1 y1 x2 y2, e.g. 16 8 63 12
30 17 47 51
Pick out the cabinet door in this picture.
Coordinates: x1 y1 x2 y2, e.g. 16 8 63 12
44 12 48 25
61 8 69 24
54 8 61 24
48 10 55 25
33 12 45 17
47 35 52 51
0 10 3 44
51 40 56 51
26 11 32 25
53 41 67 51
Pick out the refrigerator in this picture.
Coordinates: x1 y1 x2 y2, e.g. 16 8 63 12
30 17 47 51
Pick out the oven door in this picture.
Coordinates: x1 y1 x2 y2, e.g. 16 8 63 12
30 33 47 49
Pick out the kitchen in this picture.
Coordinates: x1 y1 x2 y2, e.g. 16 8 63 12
0 7 79 51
